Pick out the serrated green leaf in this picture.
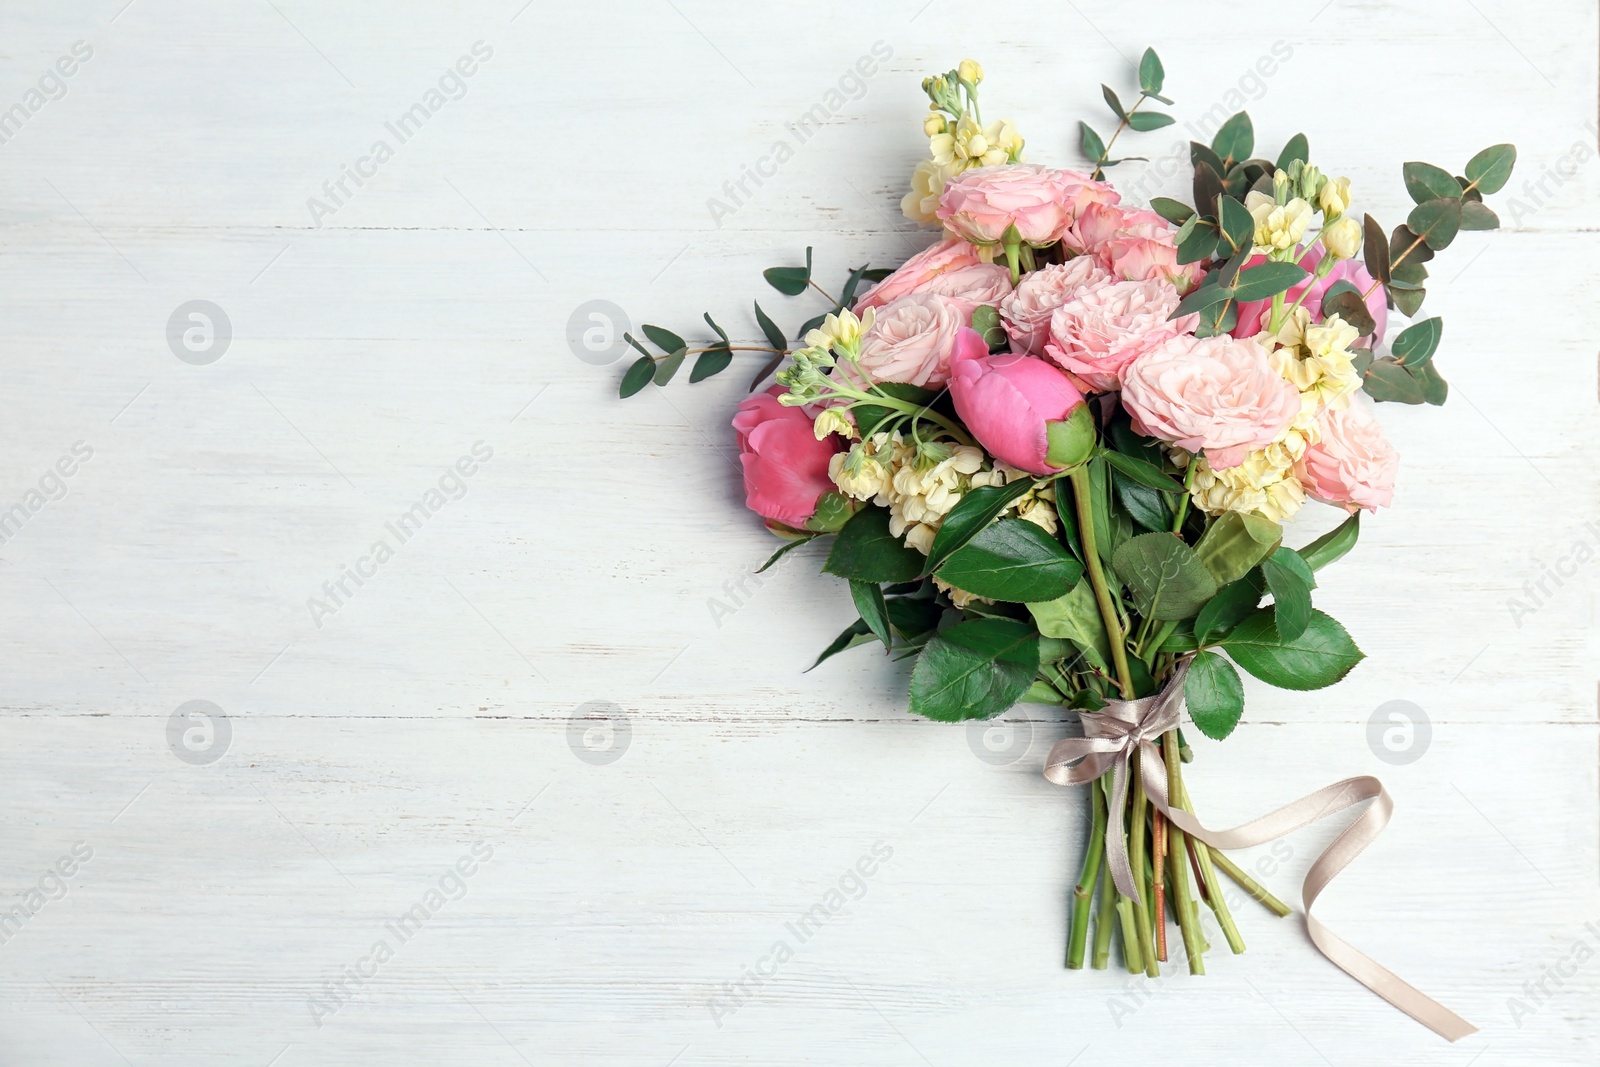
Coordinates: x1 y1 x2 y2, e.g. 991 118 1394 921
908 618 1040 721
1299 513 1358 573
1194 510 1282 586
1184 651 1245 740
937 518 1082 603
1112 532 1219 621
850 580 892 648
920 479 1036 576
808 618 873 671
824 506 923 582
1261 547 1314 641
1113 470 1173 531
1220 609 1363 690
757 533 818 573
1194 574 1264 645
1028 579 1110 670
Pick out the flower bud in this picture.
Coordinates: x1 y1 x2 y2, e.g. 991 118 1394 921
947 328 1088 476
958 58 983 89
923 112 946 138
1323 215 1362 260
1297 164 1326 204
1319 176 1352 218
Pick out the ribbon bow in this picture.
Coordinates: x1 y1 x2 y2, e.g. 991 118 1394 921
1044 658 1477 1043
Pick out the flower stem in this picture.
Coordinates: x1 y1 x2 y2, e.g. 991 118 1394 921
1209 847 1292 917
1067 466 1135 700
1092 842 1116 969
1152 808 1168 962
1127 754 1159 978
1162 733 1206 974
1067 781 1107 969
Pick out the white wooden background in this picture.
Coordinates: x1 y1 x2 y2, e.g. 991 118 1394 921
0 1 1596 1063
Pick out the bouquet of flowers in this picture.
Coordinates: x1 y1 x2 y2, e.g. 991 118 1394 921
616 52 1513 1039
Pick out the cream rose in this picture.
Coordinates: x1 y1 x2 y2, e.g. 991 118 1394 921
1120 334 1302 470
1294 397 1398 513
1043 277 1199 393
851 293 968 388
998 257 1109 355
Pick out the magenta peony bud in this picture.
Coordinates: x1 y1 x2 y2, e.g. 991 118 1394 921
732 387 845 530
948 329 1092 476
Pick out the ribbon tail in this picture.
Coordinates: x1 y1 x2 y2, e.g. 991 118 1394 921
1140 758 1476 1043
1101 759 1141 902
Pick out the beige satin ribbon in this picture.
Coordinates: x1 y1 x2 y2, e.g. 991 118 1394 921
1043 660 1477 1043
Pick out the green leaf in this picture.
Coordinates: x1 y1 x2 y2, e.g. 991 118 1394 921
1407 198 1462 251
908 618 1040 721
748 351 784 392
850 580 892 648
1079 122 1107 163
1261 547 1314 642
1184 651 1245 740
937 518 1083 603
1112 532 1219 621
619 355 656 398
1218 195 1256 255
1220 609 1364 690
1027 580 1110 670
1194 575 1264 645
921 479 1036 576
623 332 652 359
886 595 943 639
641 324 686 353
824 506 923 583
1362 357 1427 404
753 301 787 352
1102 84 1127 121
1150 197 1195 225
1113 471 1173 531
1275 133 1309 171
1390 224 1434 265
1464 144 1517 194
1173 278 1235 317
1392 317 1443 368
764 261 810 295
839 265 870 308
1321 281 1375 337
652 348 686 385
1389 285 1427 318
703 312 729 343
1402 162 1463 204
1231 262 1310 302
1128 111 1175 132
1194 510 1282 585
1388 262 1429 290
1176 215 1219 265
1299 513 1359 573
1460 201 1500 230
1193 297 1238 338
1101 449 1183 493
1363 214 1391 284
690 347 733 382
1211 112 1254 166
970 303 1007 349
1138 47 1165 94
1415 360 1449 405
808 619 873 671
757 534 818 573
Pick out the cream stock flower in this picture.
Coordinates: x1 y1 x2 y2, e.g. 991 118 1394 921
812 408 856 440
930 111 1019 169
803 307 874 357
923 112 946 138
1319 176 1353 217
1322 216 1362 260
903 158 961 225
1186 411 1315 525
957 58 983 87
1267 310 1362 410
1245 191 1313 253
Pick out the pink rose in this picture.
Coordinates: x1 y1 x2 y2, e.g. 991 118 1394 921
1295 399 1398 513
938 164 1119 246
1044 277 1200 393
948 329 1089 476
854 236 985 312
1068 204 1201 293
999 257 1110 356
851 293 969 388
733 386 843 529
1232 244 1388 341
1120 335 1301 470
914 263 1015 306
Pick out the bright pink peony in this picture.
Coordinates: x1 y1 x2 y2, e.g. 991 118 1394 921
948 329 1087 476
1044 277 1199 393
999 257 1109 356
732 387 843 528
938 164 1119 246
1295 398 1399 513
854 236 985 311
852 293 969 388
1119 335 1301 470
1232 244 1388 341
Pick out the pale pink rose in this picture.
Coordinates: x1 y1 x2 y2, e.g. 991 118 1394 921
1295 398 1398 513
1043 277 1200 393
999 257 1110 355
850 293 969 388
1120 334 1301 470
854 236 985 312
914 263 1014 306
938 164 1119 246
1068 205 1202 293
